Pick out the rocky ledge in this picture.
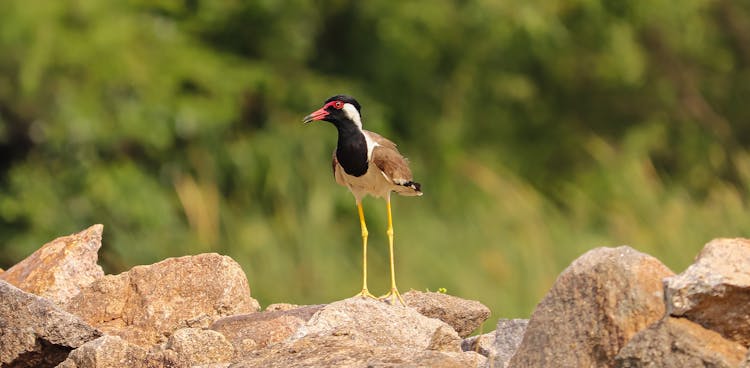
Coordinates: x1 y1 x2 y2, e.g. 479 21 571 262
1 225 750 367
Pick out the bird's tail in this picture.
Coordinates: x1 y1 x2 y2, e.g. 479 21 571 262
395 181 422 196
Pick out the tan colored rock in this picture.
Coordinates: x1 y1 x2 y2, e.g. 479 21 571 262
0 224 104 305
615 317 747 368
210 304 323 357
65 253 260 346
0 280 102 368
403 290 491 337
57 335 187 368
664 238 750 347
166 328 234 366
509 246 674 368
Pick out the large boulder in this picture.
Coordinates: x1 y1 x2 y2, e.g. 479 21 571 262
403 290 491 337
0 225 104 305
664 238 750 346
65 253 260 346
509 246 674 368
615 317 747 368
231 297 473 367
0 280 101 368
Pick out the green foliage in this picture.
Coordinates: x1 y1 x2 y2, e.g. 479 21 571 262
1 0 749 330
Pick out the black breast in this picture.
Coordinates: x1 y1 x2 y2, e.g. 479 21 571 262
336 127 369 177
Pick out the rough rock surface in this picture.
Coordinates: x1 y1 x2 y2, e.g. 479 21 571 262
403 290 491 337
0 225 104 305
664 238 750 346
65 253 260 346
233 334 485 368
0 280 102 368
615 317 747 368
492 318 528 368
210 304 323 358
166 328 234 366
57 335 187 368
232 297 468 367
509 246 674 368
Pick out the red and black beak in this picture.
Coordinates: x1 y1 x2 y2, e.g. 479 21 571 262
303 106 329 124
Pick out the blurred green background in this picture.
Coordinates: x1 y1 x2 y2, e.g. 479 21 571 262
1 0 750 330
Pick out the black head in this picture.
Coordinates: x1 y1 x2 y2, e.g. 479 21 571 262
303 95 363 127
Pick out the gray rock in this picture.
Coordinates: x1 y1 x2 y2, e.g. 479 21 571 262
509 246 674 368
615 317 747 368
0 280 101 368
0 224 104 305
492 318 528 368
65 253 260 346
403 290 491 337
664 238 750 346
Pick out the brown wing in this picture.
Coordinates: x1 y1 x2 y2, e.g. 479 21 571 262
371 145 413 184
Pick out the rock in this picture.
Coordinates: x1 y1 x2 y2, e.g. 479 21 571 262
210 304 323 358
462 332 495 357
403 290 491 338
231 297 466 367
65 253 260 346
0 280 101 368
492 318 528 368
0 224 104 305
615 317 747 368
265 303 302 312
509 246 674 368
664 238 750 346
55 335 151 368
166 328 234 366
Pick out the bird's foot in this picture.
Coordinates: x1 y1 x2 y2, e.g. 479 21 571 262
354 288 378 300
380 288 406 306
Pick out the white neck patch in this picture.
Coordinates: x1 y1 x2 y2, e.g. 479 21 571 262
342 103 362 129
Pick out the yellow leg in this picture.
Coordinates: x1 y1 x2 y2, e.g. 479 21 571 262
355 201 376 299
381 194 405 306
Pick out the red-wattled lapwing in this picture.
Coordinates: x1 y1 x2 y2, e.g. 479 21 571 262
303 95 422 305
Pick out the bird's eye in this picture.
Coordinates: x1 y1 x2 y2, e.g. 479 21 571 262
334 101 343 109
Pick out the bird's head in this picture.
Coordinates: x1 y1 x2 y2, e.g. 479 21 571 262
303 95 363 129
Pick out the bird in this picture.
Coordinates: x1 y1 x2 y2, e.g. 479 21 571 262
303 95 422 305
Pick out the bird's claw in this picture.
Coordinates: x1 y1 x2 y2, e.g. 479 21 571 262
355 289 379 300
380 288 406 306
